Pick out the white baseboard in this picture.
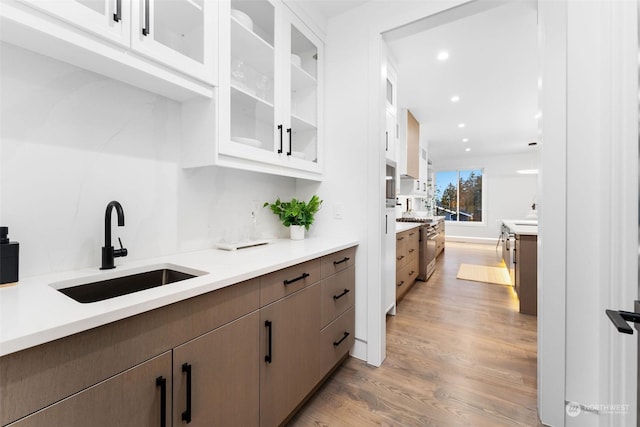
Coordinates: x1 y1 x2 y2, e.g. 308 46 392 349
349 337 367 362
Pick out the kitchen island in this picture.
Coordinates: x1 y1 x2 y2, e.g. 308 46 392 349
501 220 537 315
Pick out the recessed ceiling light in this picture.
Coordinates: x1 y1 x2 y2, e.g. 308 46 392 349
451 95 460 102
462 138 469 142
517 169 539 175
465 148 471 152
437 51 449 61
458 123 465 128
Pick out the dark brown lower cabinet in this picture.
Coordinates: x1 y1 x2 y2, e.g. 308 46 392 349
173 312 260 427
9 352 172 427
260 283 321 427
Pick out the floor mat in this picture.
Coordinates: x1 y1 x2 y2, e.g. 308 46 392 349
456 264 512 286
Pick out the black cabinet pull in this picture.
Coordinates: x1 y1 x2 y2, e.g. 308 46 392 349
277 124 283 153
156 376 166 427
409 270 415 276
385 131 388 151
333 331 350 347
333 288 350 300
181 363 192 423
409 232 415 236
264 320 272 363
333 257 350 266
286 128 292 155
397 236 404 241
397 255 404 261
113 0 121 22
142 0 150 36
408 248 415 253
397 280 404 287
283 272 309 285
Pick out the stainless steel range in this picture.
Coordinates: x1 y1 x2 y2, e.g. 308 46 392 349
397 218 437 281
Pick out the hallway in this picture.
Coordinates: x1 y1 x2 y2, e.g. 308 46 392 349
290 242 541 426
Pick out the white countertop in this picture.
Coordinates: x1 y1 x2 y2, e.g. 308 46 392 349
503 219 538 236
0 236 358 357
395 222 422 233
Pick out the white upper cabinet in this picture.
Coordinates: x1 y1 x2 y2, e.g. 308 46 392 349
16 0 131 46
5 0 216 99
209 0 323 180
130 0 217 85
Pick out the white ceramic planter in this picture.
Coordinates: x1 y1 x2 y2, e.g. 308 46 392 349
290 225 305 240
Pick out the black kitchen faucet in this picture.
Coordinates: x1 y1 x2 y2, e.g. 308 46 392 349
100 200 128 270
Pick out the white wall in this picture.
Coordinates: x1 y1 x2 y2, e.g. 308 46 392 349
430 152 538 242
0 42 295 278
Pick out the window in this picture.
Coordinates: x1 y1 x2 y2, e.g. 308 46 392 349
435 169 483 222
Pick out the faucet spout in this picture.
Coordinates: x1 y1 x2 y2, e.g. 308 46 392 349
101 201 128 270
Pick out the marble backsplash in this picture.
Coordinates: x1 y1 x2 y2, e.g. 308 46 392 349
0 43 294 277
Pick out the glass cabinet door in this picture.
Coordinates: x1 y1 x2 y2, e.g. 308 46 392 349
285 11 321 172
220 0 279 163
131 0 216 84
18 0 130 46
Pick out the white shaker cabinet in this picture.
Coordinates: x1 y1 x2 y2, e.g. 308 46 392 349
16 0 131 46
130 0 217 85
183 0 324 180
5 0 216 98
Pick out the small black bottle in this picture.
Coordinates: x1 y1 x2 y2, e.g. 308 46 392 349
0 226 19 284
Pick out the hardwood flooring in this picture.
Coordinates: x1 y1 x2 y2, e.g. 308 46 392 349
289 242 542 427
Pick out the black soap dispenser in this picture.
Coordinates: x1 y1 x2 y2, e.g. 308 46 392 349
0 226 19 284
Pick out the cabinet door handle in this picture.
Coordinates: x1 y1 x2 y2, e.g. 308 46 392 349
283 272 309 285
156 376 167 427
333 257 350 266
264 320 272 363
408 248 415 253
333 331 350 347
333 288 350 300
397 280 404 287
142 0 150 36
277 124 283 153
409 270 415 276
397 236 404 241
385 131 388 151
113 0 121 22
397 255 404 261
286 128 292 156
409 232 415 236
181 363 192 423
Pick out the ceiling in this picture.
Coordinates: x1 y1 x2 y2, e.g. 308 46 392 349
386 1 539 163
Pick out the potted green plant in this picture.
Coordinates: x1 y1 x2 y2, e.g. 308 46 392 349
263 195 323 240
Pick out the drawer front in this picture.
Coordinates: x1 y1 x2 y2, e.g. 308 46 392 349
260 259 321 306
321 246 357 279
320 307 355 376
396 231 408 269
406 229 419 250
396 258 418 301
321 266 355 328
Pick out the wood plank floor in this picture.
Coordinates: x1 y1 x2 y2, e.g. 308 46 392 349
289 242 542 426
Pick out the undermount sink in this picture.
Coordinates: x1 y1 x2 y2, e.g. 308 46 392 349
52 264 207 303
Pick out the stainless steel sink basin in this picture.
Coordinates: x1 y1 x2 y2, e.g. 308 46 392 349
53 264 206 303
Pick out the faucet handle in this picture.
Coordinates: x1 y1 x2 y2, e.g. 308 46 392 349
114 237 128 258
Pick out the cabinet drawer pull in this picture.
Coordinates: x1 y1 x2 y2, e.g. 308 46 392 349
409 232 415 236
333 256 350 265
113 0 121 22
333 288 350 300
142 0 150 36
264 320 273 363
181 363 192 423
286 128 292 156
397 236 404 241
284 272 310 285
156 376 167 427
397 255 404 261
333 331 350 347
409 270 415 276
277 124 283 153
408 248 415 253
397 280 404 287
